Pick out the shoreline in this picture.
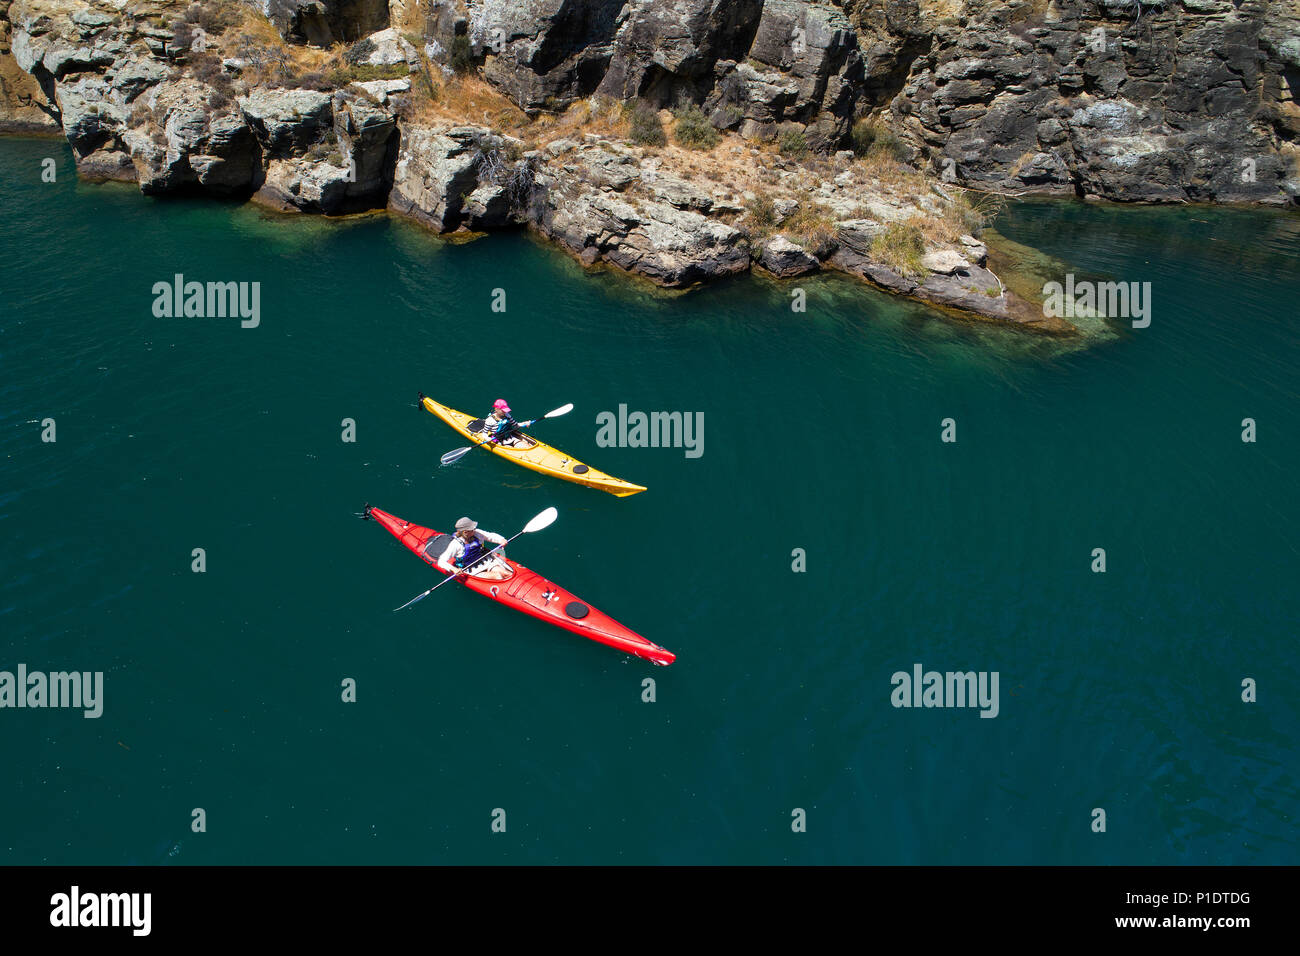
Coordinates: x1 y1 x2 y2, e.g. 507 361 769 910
0 129 1147 338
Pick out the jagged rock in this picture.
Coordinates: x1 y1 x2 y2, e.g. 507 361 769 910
388 124 491 231
544 137 578 156
256 156 354 212
54 73 126 157
463 182 512 229
746 0 861 147
69 9 111 33
648 172 714 212
239 88 332 157
920 249 972 275
331 89 396 200
888 0 1298 204
108 56 170 102
473 0 624 111
757 235 819 277
355 27 417 68
251 1 390 46
538 180 751 287
773 197 799 222
128 80 260 195
188 112 261 191
575 145 640 189
350 77 409 103
710 62 800 127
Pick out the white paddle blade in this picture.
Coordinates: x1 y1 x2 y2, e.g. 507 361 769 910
544 403 574 418
524 506 558 534
440 447 472 466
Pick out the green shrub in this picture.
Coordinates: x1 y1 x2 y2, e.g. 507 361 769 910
182 1 242 35
292 72 333 92
628 104 666 147
743 194 777 235
450 35 474 74
672 104 720 149
870 222 928 277
777 129 808 158
328 62 409 86
850 118 906 160
343 38 377 66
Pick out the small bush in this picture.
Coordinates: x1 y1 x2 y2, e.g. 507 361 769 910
306 131 341 163
870 222 928 277
183 1 242 35
673 104 719 150
851 118 906 160
292 72 333 92
628 104 665 147
170 21 195 52
208 89 230 110
777 129 808 158
343 38 377 66
328 62 409 86
945 190 1004 235
235 35 270 69
781 194 837 250
450 35 474 74
743 194 777 234
189 52 230 90
718 105 743 128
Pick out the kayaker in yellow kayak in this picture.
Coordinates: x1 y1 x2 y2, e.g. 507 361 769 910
436 517 512 581
480 399 536 448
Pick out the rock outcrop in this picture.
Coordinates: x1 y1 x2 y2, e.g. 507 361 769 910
1 0 1291 333
878 0 1299 204
383 126 1062 328
0 0 57 131
247 0 389 46
3 1 400 211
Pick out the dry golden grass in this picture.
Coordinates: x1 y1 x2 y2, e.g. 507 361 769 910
858 150 929 190
525 97 631 145
912 188 1005 245
235 6 287 47
405 73 528 128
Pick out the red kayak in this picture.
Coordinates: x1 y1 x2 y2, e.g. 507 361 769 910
364 506 675 666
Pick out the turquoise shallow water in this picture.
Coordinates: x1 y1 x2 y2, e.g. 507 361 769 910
0 137 1296 864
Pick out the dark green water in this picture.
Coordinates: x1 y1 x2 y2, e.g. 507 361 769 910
1 137 1296 864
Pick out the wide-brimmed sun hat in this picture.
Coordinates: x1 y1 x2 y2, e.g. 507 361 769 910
454 517 477 532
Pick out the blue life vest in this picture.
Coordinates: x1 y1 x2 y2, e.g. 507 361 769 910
456 535 489 568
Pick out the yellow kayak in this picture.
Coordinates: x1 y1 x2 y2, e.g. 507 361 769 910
421 395 647 497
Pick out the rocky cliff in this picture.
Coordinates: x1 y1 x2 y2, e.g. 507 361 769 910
447 0 1298 203
0 0 1294 333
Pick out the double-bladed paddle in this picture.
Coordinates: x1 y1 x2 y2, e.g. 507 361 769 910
392 507 559 612
439 404 574 466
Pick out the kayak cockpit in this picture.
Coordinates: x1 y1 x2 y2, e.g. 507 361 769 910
423 533 515 580
467 418 537 449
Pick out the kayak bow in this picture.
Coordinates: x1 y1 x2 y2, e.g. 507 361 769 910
365 506 675 666
420 395 647 497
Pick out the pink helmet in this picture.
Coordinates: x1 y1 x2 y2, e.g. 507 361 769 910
493 399 510 412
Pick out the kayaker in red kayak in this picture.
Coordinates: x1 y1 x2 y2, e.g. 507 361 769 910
436 517 512 581
481 399 536 447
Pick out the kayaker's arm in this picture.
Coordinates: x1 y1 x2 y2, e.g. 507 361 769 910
480 531 508 548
